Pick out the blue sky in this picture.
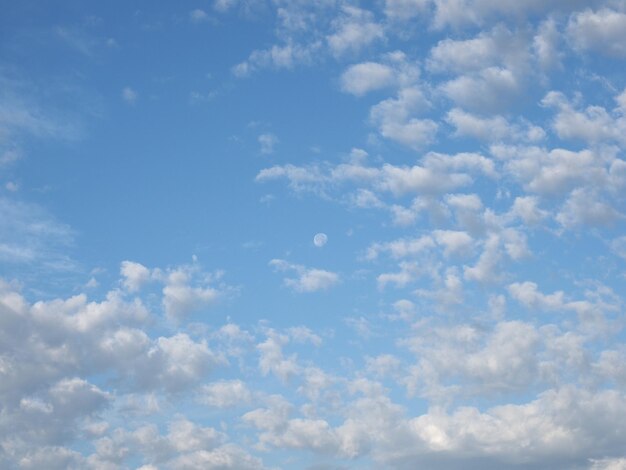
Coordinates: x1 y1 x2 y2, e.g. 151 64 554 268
2 1 626 469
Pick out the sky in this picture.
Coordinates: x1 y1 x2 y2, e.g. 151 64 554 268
1 0 626 469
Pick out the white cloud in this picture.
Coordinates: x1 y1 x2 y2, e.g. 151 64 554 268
590 458 626 470
120 260 151 292
491 144 626 199
161 266 221 320
427 0 594 29
463 234 502 283
233 41 321 77
200 380 252 408
258 133 278 154
556 188 623 228
508 281 566 311
533 19 563 69
508 196 549 225
542 90 626 147
189 9 210 23
428 26 529 74
433 230 474 257
269 259 339 293
369 87 438 149
327 6 384 57
442 67 521 113
0 198 75 269
257 334 299 382
340 51 420 96
567 8 626 58
446 108 545 143
340 62 395 96
610 236 626 260
366 235 435 260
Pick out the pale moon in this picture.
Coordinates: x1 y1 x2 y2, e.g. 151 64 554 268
313 233 328 247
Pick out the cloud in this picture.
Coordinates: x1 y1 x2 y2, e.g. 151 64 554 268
340 51 421 96
200 380 252 408
258 133 278 154
370 87 438 149
233 41 321 77
340 62 396 96
161 266 221 320
441 67 522 113
533 18 563 69
122 87 138 104
120 260 152 292
446 108 545 143
366 235 435 260
0 198 75 270
327 6 384 57
269 259 339 293
384 0 431 20
427 26 529 74
491 144 626 199
256 151 497 220
541 90 626 147
567 8 626 58
189 9 210 23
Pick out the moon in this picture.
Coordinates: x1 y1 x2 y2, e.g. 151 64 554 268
313 233 328 247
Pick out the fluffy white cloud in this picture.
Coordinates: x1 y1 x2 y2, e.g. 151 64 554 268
161 266 222 319
441 67 522 113
269 259 339 293
366 235 435 260
327 6 384 57
340 62 396 95
200 380 252 408
446 108 545 143
556 188 623 228
120 260 152 292
491 144 626 198
257 151 495 197
428 26 529 74
370 87 438 149
567 8 626 58
533 18 563 69
340 51 421 96
542 90 626 147
427 0 594 29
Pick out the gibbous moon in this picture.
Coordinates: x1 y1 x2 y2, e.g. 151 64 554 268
313 233 328 247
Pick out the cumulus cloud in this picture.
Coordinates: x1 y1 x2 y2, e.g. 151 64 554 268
200 380 252 408
446 108 545 143
567 8 626 58
327 6 384 57
257 150 495 198
441 67 522 113
370 87 438 149
542 90 626 147
160 265 223 320
340 51 420 96
340 62 396 95
120 260 152 292
269 259 339 293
